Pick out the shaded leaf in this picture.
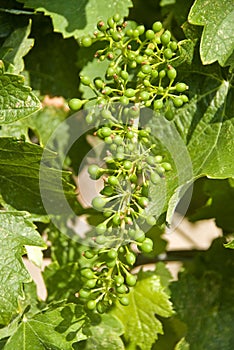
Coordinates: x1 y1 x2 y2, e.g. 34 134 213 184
0 20 34 74
0 211 45 325
188 0 234 66
18 0 133 39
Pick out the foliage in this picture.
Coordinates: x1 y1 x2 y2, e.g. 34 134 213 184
0 0 233 349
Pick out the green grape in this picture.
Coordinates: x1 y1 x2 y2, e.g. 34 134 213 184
108 175 119 186
150 172 161 184
123 160 132 170
106 258 116 267
155 155 163 163
164 48 173 59
113 135 123 145
84 250 96 259
107 67 115 77
146 215 156 226
138 196 149 208
119 96 129 105
137 25 145 35
113 13 121 22
167 67 177 80
145 29 155 40
101 127 112 137
126 29 133 37
121 70 129 81
108 249 118 259
79 288 91 298
86 114 94 124
87 300 96 310
160 30 171 46
139 91 150 101
102 86 112 95
181 94 189 103
141 64 152 74
115 275 124 286
81 36 92 47
151 70 159 79
81 268 94 279
96 223 107 235
175 82 188 92
126 274 137 286
145 48 154 56
161 162 172 171
112 31 122 42
69 98 83 111
80 75 91 85
141 184 149 197
140 238 153 253
119 296 130 306
97 301 107 314
85 278 97 288
96 235 106 244
139 129 149 138
135 230 145 242
132 29 140 38
88 164 102 180
107 17 115 28
102 185 114 196
128 52 136 61
116 284 128 294
129 173 138 183
136 55 144 64
104 136 113 144
92 196 106 210
97 20 107 31
126 252 136 265
95 79 105 89
126 130 135 139
159 69 166 79
170 41 178 51
124 88 136 98
173 97 184 107
112 213 121 226
146 156 155 165
154 99 163 109
152 21 162 32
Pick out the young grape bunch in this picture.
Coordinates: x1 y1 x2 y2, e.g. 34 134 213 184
69 15 189 313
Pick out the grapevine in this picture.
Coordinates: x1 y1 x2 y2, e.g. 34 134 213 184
69 16 189 312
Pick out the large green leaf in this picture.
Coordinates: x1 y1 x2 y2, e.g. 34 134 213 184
18 0 133 39
171 239 234 349
0 138 76 214
3 303 87 349
0 211 45 325
112 269 173 350
0 70 41 124
0 21 34 74
188 0 234 67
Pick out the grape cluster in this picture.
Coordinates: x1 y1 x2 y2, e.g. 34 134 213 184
69 16 188 312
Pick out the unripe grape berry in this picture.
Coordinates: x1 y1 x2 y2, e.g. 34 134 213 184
102 86 112 95
88 164 101 179
112 31 122 42
108 249 118 260
135 230 145 243
181 94 189 103
108 175 119 186
137 25 145 35
115 275 124 286
119 296 130 306
132 29 140 38
86 114 94 124
175 82 188 92
95 79 105 89
117 285 128 294
170 41 178 51
102 185 114 196
126 29 133 37
96 223 107 235
112 213 121 226
121 70 129 81
97 301 107 314
160 30 171 46
92 196 106 210
84 250 96 259
152 21 162 32
150 172 161 184
146 215 156 226
126 130 134 139
145 29 155 40
96 235 106 244
87 300 96 310
107 17 115 28
81 36 92 47
154 99 163 109
106 258 116 267
139 130 149 139
80 75 91 86
141 64 152 74
151 70 159 79
126 274 137 286
79 288 91 298
114 135 123 145
164 48 173 59
167 67 177 80
139 91 150 101
155 155 163 163
161 162 172 171
101 127 112 137
145 48 154 56
119 96 129 105
126 252 136 265
138 196 149 208
123 160 132 170
85 278 97 288
124 88 136 98
69 98 83 111
97 20 107 31
173 97 184 107
136 55 144 64
81 268 94 279
113 13 121 22
159 70 166 79
140 238 153 253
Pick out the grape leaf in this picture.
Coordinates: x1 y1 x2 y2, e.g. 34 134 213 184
112 269 173 350
188 0 234 66
18 0 133 39
3 303 87 349
0 20 34 74
171 239 234 350
0 69 41 124
0 137 77 215
75 314 124 350
0 211 46 325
